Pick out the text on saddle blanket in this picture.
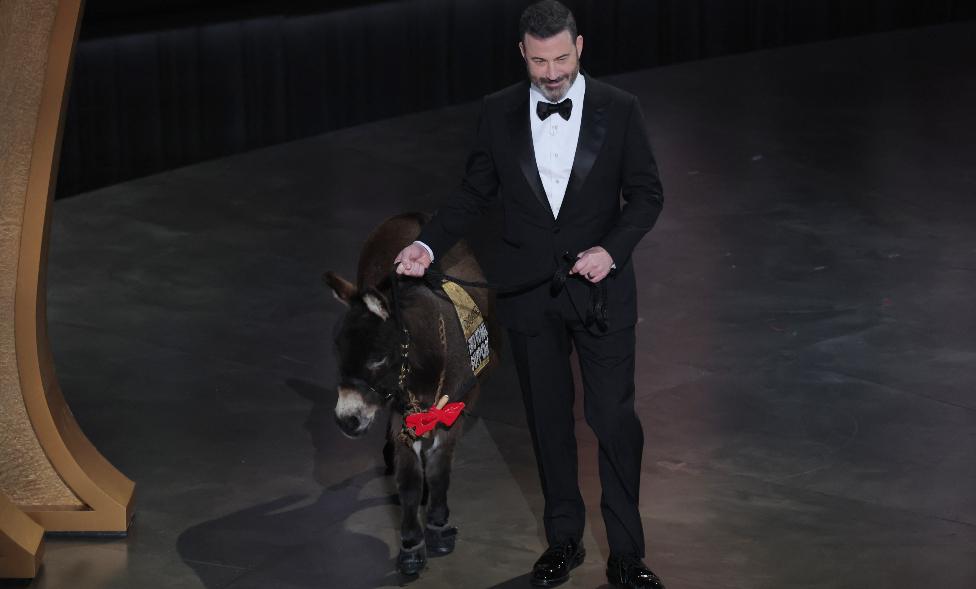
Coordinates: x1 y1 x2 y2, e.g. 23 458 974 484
440 279 490 376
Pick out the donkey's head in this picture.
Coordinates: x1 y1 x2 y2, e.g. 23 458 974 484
323 271 404 438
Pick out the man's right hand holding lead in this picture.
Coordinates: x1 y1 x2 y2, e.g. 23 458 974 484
394 242 432 277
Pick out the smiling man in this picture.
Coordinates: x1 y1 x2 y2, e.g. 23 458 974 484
394 1 665 587
523 16 583 101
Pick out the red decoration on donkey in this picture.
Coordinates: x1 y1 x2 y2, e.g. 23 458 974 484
404 395 466 438
323 213 497 577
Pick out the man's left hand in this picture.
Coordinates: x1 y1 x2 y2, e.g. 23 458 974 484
571 246 614 283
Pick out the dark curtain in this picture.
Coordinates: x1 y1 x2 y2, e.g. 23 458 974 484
57 0 975 197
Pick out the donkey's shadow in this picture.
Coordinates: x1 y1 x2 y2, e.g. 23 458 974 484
176 379 406 588
176 470 403 588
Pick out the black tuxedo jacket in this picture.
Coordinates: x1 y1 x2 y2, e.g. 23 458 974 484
419 76 664 335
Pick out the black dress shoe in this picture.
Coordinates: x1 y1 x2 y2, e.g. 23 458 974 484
530 540 585 587
606 554 665 589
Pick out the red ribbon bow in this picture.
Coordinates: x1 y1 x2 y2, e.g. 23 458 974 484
404 402 466 437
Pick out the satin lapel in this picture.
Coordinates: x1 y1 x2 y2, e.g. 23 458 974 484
506 98 553 220
559 84 609 221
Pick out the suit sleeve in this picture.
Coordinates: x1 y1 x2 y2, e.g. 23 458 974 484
599 96 664 268
417 98 500 258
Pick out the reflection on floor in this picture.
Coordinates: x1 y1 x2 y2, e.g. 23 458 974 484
8 21 976 589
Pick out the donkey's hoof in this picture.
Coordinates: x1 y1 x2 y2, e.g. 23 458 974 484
425 524 458 556
397 541 427 576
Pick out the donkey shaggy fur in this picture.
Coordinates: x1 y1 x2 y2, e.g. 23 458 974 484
324 213 499 576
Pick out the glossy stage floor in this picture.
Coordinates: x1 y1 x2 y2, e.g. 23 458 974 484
11 22 976 589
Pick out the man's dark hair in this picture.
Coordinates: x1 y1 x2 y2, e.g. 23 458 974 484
519 0 577 41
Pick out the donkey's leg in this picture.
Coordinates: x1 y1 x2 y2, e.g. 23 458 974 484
382 414 395 475
424 430 459 556
395 439 427 575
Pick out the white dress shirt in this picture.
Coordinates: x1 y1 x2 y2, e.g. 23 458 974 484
530 73 585 218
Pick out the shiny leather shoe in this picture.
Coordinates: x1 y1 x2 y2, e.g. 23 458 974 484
606 554 665 589
530 539 585 587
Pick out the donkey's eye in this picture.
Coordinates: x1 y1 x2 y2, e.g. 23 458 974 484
366 357 388 371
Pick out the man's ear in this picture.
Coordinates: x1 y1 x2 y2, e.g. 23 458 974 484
323 271 356 305
575 34 583 59
361 288 390 321
518 40 525 60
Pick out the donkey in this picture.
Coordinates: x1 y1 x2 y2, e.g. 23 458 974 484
323 212 499 576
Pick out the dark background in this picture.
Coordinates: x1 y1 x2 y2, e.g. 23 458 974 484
57 0 975 198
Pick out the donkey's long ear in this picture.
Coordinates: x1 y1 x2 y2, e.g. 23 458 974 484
361 287 390 321
323 271 356 305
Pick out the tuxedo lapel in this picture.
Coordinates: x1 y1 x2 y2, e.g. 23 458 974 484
559 79 609 220
506 94 554 220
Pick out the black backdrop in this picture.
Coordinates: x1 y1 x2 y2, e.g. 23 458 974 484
57 0 974 198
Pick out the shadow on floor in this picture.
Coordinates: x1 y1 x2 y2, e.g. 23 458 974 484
177 377 423 587
176 470 401 587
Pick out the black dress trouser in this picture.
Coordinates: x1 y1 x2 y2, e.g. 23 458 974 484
507 289 646 558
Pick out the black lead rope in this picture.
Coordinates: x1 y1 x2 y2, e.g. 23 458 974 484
388 267 415 410
392 251 609 332
386 252 608 429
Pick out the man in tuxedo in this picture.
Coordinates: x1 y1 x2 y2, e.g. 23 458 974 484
395 1 664 587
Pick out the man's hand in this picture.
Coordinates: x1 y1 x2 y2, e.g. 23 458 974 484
394 243 432 277
570 246 614 283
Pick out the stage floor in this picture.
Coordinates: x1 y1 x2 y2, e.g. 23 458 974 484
10 21 976 589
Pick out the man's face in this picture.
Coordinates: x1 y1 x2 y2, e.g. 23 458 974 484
520 30 583 102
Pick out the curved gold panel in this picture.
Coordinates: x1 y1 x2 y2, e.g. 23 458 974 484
0 0 135 533
0 494 45 578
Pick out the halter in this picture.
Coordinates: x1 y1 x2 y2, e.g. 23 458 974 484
388 270 423 419
390 268 481 441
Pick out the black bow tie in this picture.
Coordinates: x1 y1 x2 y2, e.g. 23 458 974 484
536 98 573 121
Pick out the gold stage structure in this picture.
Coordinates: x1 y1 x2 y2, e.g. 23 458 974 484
1 0 135 578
